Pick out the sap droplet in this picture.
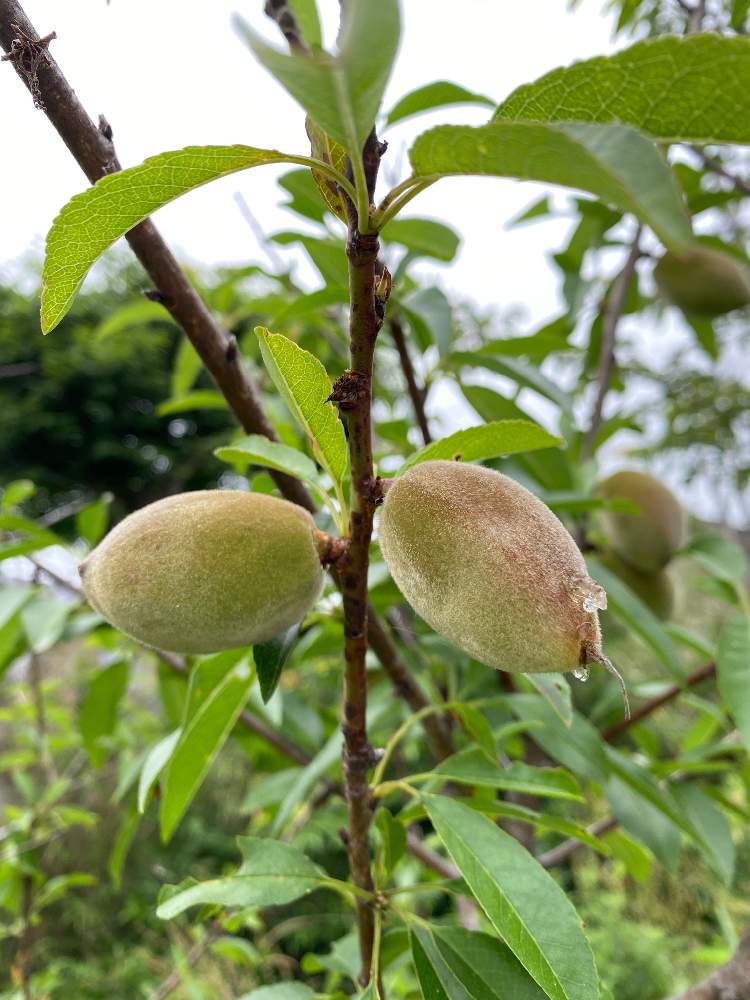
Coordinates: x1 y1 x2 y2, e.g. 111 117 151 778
572 664 590 682
576 576 607 613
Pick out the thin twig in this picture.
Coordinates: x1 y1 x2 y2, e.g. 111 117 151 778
536 816 618 869
0 2 314 513
582 227 642 460
389 317 432 445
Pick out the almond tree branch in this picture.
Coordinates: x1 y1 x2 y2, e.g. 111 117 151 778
693 147 750 197
330 128 389 985
389 317 432 445
582 227 642 461
0 1 313 513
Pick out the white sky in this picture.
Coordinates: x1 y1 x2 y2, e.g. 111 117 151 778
2 0 617 315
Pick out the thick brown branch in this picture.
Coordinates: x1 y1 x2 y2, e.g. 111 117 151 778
0 1 313 513
668 923 750 1000
338 165 386 982
582 228 642 460
390 317 432 445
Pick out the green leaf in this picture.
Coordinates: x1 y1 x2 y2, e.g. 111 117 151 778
398 420 561 473
157 389 228 416
239 985 315 1000
138 729 181 814
400 287 454 355
409 122 692 251
256 327 347 491
160 657 256 841
108 807 140 888
271 232 349 286
510 695 610 784
255 624 300 704
1 480 36 510
717 614 750 754
287 0 322 48
235 0 400 151
732 0 750 31
684 534 749 585
673 784 735 885
427 748 583 800
423 795 599 1000
42 145 300 332
495 35 750 145
272 727 342 835
382 217 460 262
79 661 129 768
95 299 173 338
524 674 573 727
588 556 685 680
215 435 320 486
156 836 326 919
76 493 112 547
171 338 202 399
462 384 534 424
455 704 496 758
605 774 681 869
412 926 548 1000
278 167 328 222
450 352 574 415
386 81 495 126
0 585 35 630
375 808 407 878
21 594 76 653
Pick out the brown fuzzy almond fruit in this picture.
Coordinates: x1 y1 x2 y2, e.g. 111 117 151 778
379 460 607 675
80 490 325 654
654 246 750 317
596 470 686 574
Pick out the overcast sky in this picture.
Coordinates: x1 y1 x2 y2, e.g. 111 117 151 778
2 0 617 316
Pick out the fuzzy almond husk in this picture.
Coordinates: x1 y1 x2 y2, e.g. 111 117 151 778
596 470 686 574
80 490 324 654
654 246 750 317
379 460 604 674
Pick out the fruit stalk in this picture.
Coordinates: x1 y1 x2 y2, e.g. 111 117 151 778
336 131 387 986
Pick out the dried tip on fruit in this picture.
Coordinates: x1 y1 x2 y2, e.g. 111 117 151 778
596 470 686 574
654 246 750 317
81 490 325 654
589 651 630 720
379 460 606 675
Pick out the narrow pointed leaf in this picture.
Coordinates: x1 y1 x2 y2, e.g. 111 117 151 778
214 435 320 485
157 836 325 919
495 34 750 145
423 794 599 1000
398 420 561 473
382 217 460 262
427 747 583 800
409 121 692 251
235 0 400 151
386 81 495 126
256 327 347 490
255 624 300 704
717 614 750 753
42 145 300 332
160 657 256 841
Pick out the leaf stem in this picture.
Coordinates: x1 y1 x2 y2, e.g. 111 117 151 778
372 177 438 228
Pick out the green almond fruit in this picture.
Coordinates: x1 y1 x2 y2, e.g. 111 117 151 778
596 470 686 574
599 550 674 621
80 490 325 654
379 460 606 674
654 246 750 317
